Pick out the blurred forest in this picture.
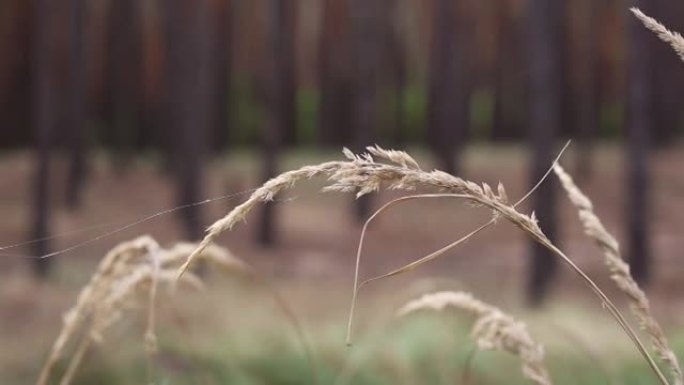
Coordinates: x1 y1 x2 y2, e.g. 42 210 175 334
1 0 684 303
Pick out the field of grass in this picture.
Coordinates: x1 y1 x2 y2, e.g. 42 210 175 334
5 275 682 385
0 140 681 384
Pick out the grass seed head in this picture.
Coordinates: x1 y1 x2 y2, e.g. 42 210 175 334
398 291 552 385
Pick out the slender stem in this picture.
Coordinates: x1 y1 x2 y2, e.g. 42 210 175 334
346 142 572 345
58 334 91 385
540 241 669 385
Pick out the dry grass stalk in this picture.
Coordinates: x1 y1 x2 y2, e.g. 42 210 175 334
631 8 684 64
37 236 245 385
176 145 667 384
398 291 552 385
554 164 683 385
345 143 572 345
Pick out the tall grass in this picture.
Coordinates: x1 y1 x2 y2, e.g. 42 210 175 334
174 145 673 385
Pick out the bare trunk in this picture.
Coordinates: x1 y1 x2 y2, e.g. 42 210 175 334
651 0 684 146
575 0 599 179
212 0 233 152
318 0 353 147
66 0 88 209
107 0 141 171
30 0 54 277
164 0 211 240
258 0 295 245
526 0 562 305
492 0 526 141
626 1 653 284
382 0 407 146
350 0 380 221
427 0 468 175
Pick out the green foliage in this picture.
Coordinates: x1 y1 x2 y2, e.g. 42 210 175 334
296 88 319 146
47 313 684 385
600 101 624 138
231 75 265 146
401 85 427 142
470 87 495 141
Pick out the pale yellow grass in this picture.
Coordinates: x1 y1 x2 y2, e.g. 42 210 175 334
177 146 670 385
37 236 244 385
555 164 683 385
398 291 551 385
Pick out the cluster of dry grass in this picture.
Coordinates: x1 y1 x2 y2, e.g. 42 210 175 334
37 236 245 385
398 291 551 385
37 8 683 385
170 142 679 385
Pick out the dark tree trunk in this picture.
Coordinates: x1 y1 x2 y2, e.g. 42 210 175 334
212 0 233 152
426 0 468 175
492 0 526 142
0 1 32 149
626 2 653 285
350 0 380 221
526 0 562 305
257 0 295 245
390 34 407 146
107 0 141 171
30 0 54 277
164 0 212 240
575 0 599 179
381 0 407 146
318 0 353 147
651 0 684 146
66 0 88 209
281 1 297 146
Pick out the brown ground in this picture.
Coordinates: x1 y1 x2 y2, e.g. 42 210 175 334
1 144 684 376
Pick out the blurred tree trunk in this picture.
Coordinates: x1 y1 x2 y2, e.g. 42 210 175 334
107 0 142 171
0 1 32 148
575 0 599 179
164 0 212 240
281 1 297 146
30 0 54 277
258 0 296 245
389 33 406 146
626 2 653 284
492 0 525 141
381 0 406 146
350 0 380 221
318 0 353 147
66 0 88 209
651 0 684 146
212 0 233 152
139 0 163 154
426 0 468 175
526 0 562 305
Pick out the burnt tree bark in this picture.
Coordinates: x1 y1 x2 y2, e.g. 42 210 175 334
30 0 54 277
626 2 653 284
66 0 88 209
426 0 468 175
526 0 562 305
